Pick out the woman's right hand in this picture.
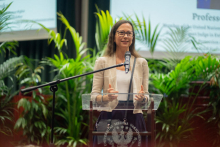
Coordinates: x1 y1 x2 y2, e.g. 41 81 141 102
106 84 118 101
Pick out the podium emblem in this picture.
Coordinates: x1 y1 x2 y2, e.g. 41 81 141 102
103 121 141 147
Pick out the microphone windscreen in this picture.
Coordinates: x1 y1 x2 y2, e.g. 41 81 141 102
124 51 131 74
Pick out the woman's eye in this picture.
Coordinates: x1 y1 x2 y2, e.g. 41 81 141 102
119 31 124 34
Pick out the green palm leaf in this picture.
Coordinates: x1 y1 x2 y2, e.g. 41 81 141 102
95 8 113 51
0 2 13 32
57 12 86 58
0 56 24 80
0 2 19 55
124 13 162 54
162 26 199 60
0 41 18 55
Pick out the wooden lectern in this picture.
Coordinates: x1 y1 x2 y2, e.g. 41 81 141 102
82 93 163 147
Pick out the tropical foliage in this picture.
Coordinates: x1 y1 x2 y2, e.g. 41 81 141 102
160 26 200 71
13 56 50 144
36 23 67 53
35 13 93 146
194 54 220 83
151 56 195 146
46 52 89 146
95 6 113 52
14 91 50 144
162 27 198 57
150 53 220 146
0 56 24 136
194 54 220 146
57 12 87 58
1 3 220 147
151 56 195 100
148 26 218 146
156 101 192 146
15 56 44 86
124 13 161 54
0 2 19 56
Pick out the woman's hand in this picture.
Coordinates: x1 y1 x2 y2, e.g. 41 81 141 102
106 84 118 101
135 85 145 102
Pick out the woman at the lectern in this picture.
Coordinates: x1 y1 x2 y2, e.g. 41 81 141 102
91 20 149 146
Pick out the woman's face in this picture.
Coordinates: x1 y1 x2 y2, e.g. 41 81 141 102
114 23 133 50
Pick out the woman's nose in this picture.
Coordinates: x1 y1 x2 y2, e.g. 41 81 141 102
124 33 128 37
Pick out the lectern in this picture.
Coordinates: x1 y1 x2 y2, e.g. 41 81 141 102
82 93 163 147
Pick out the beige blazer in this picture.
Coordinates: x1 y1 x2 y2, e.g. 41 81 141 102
91 54 149 114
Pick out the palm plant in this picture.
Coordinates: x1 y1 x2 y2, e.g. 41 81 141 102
46 52 89 146
15 56 44 86
86 7 116 70
32 21 67 53
36 13 93 146
95 6 113 52
123 13 161 54
0 56 24 136
13 56 50 144
160 26 200 71
156 101 192 147
57 12 88 58
193 54 220 146
148 26 202 95
14 92 50 144
0 5 21 134
0 56 24 81
0 2 19 56
156 96 206 147
54 13 94 146
150 55 209 146
151 56 195 100
147 26 201 87
194 54 220 83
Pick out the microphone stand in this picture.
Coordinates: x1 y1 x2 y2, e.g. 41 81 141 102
21 63 124 147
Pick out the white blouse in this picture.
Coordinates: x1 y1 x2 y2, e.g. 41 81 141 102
116 69 133 101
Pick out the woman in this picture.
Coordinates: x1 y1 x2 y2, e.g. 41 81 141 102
91 20 149 147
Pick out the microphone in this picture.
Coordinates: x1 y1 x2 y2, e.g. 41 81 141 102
124 51 131 74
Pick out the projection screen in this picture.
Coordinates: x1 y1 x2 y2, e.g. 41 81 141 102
0 0 57 42
110 0 220 58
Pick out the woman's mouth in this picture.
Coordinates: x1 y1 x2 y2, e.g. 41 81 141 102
121 41 128 43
